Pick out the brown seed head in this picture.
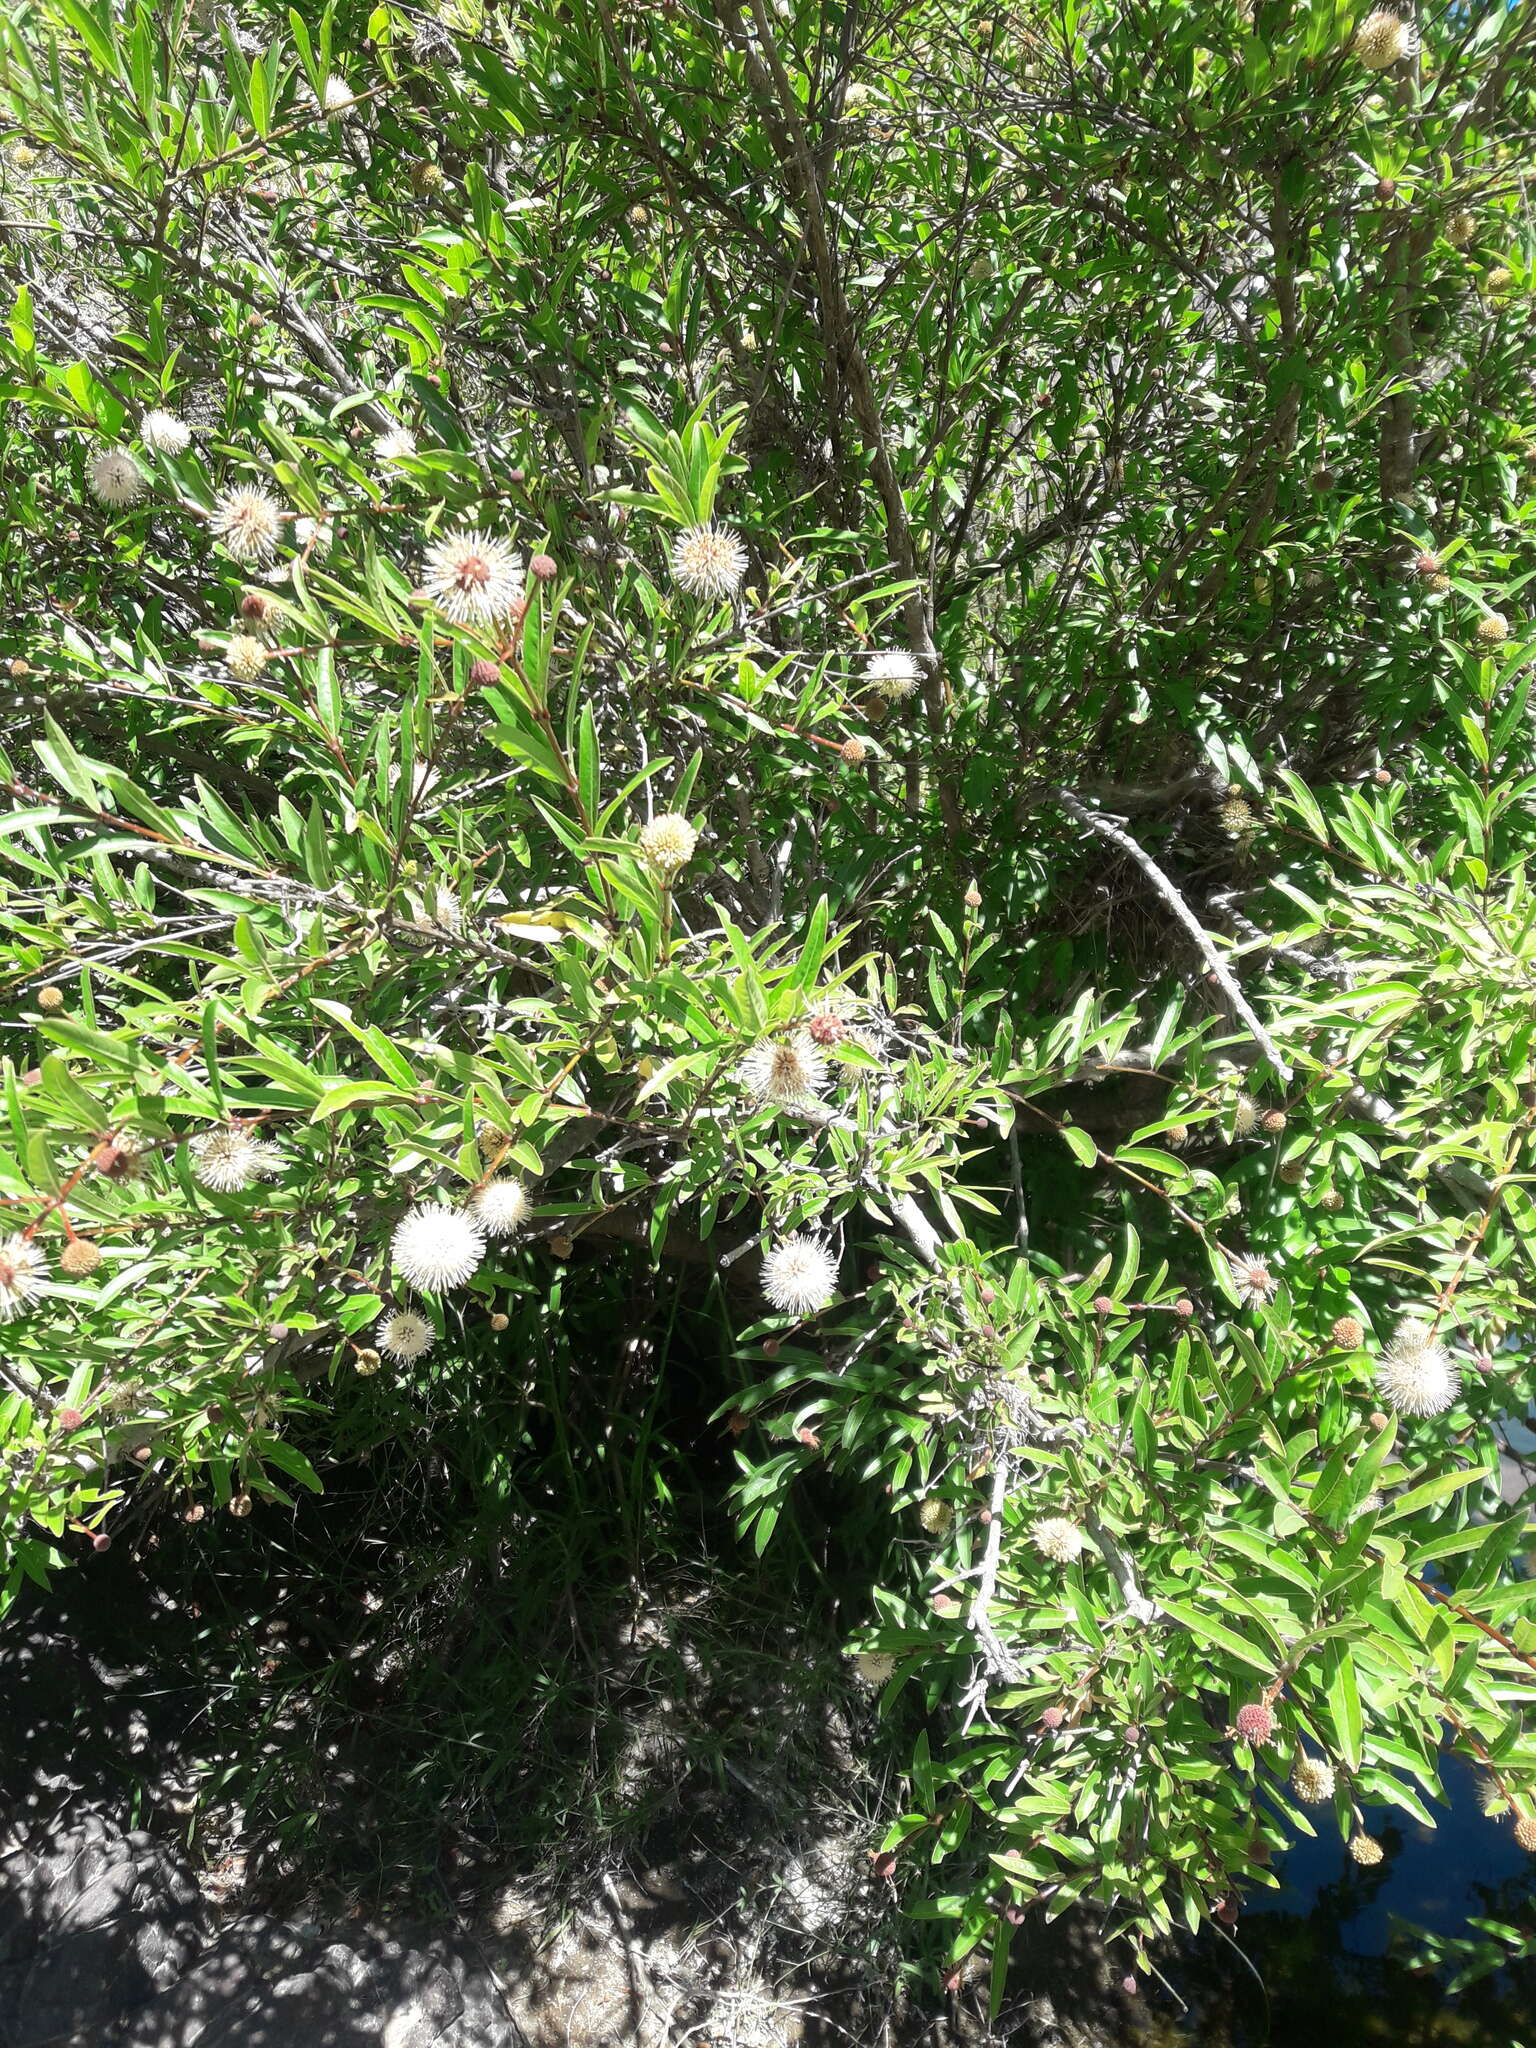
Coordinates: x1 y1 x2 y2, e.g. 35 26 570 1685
228 1492 253 1518
36 985 66 1013
1260 1109 1288 1135
59 1238 101 1277
839 735 868 766
489 1311 509 1331
468 658 500 689
550 1234 574 1259
1332 1315 1366 1350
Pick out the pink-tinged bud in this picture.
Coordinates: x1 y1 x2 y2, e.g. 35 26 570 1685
1092 1294 1114 1316
240 591 274 622
1216 1897 1239 1926
468 659 499 689
91 1531 112 1552
806 1012 847 1046
871 1850 898 1879
1175 1296 1194 1317
1235 1702 1274 1745
762 1337 779 1357
56 1408 84 1433
1004 1902 1026 1925
839 735 867 766
1414 551 1441 578
1041 1705 1066 1730
1122 1976 1138 1996
528 552 557 581
509 467 526 484
979 1286 997 1306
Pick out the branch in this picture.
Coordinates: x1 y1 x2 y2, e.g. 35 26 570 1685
1053 788 1294 1084
1084 1509 1157 1625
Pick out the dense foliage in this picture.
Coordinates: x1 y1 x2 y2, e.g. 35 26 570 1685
3 0 1536 2000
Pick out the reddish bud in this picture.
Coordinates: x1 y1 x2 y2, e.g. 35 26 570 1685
56 1407 84 1433
1376 177 1397 200
797 1427 820 1448
1235 1701 1274 1745
1174 1296 1195 1318
871 1850 898 1879
468 659 500 689
1040 1705 1066 1730
806 1011 847 1047
1121 1976 1138 1996
762 1337 780 1357
1092 1294 1114 1316
1004 1902 1026 1924
91 1531 112 1552
528 552 557 581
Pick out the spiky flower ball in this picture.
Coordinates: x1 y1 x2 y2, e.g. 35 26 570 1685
1235 1703 1274 1746
1476 612 1510 645
863 649 923 701
637 812 698 877
58 1238 102 1278
1218 796 1256 838
740 1034 829 1109
140 409 192 456
225 634 269 682
1290 1754 1336 1805
1331 1315 1366 1350
410 160 446 195
36 985 65 1013
1031 1517 1086 1564
211 486 284 564
670 522 748 601
1447 210 1477 247
1377 1315 1460 1417
320 74 356 114
1232 1093 1259 1138
471 1177 530 1238
1352 10 1417 69
354 1347 383 1377
1477 1775 1510 1817
420 529 524 628
391 1202 486 1291
1228 1251 1277 1308
840 736 868 767
1348 1833 1384 1866
1515 1815 1536 1853
1413 551 1441 580
0 1235 48 1321
378 1309 434 1361
1484 268 1514 297
89 449 147 507
918 1497 953 1536
760 1233 839 1316
375 427 417 464
854 1651 895 1684
190 1126 283 1193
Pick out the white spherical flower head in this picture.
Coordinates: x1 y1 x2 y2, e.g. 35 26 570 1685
1031 1516 1086 1564
1227 1250 1277 1308
471 1178 530 1238
190 1126 279 1193
320 73 357 114
89 448 147 508
670 522 748 601
760 1233 839 1317
420 529 524 628
0 1234 49 1322
378 1308 435 1362
211 486 285 564
638 813 698 877
740 1033 829 1110
140 409 192 456
1290 1754 1336 1805
1348 1833 1384 1867
391 1201 486 1291
863 649 923 700
225 634 269 682
853 1651 896 1685
293 514 333 557
1352 10 1418 69
374 427 418 465
1377 1317 1460 1417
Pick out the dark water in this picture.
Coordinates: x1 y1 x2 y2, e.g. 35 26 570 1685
1151 1757 1536 2047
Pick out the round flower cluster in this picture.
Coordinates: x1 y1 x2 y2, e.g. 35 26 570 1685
1331 1315 1365 1350
375 426 417 464
211 486 284 564
1290 1754 1336 1805
740 1034 829 1110
420 529 523 628
470 1178 531 1238
1476 612 1510 646
225 634 269 682
918 1497 953 1536
89 449 147 507
189 1126 285 1193
637 813 698 877
1352 10 1417 70
141 409 192 456
853 1651 895 1685
1234 1702 1274 1747
1227 1251 1277 1308
391 1202 486 1291
760 1233 839 1316
377 1309 434 1362
1031 1516 1086 1564
863 649 922 700
1376 1315 1460 1417
670 522 747 600
0 1235 49 1321
1348 1833 1384 1866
